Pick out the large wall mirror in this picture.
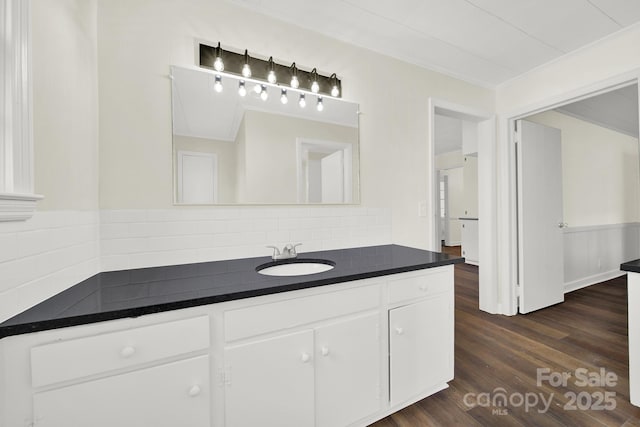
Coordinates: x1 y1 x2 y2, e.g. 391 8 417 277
170 66 361 205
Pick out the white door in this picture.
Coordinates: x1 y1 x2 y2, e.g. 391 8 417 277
517 119 565 313
177 151 217 204
389 294 453 405
321 150 344 203
224 330 315 427
33 356 210 427
315 313 381 427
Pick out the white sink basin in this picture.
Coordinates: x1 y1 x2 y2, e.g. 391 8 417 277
257 261 335 276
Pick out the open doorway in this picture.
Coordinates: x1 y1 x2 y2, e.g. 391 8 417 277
429 99 497 313
514 83 640 313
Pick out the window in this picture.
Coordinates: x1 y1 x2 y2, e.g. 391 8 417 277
0 0 42 221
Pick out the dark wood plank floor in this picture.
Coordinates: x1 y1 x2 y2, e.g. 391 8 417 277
372 264 640 426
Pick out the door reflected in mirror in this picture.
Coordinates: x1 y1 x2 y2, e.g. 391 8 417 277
171 66 360 205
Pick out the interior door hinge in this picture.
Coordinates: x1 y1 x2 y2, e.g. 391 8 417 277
219 367 231 386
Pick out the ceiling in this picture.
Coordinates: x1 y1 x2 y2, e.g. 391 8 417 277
555 84 639 137
227 0 640 87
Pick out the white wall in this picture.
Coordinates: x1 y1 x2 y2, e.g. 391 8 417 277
526 110 640 227
0 0 100 322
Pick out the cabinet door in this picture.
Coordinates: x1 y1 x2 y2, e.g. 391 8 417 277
33 356 210 427
461 220 479 263
389 294 453 406
225 330 314 427
463 155 478 218
315 312 381 427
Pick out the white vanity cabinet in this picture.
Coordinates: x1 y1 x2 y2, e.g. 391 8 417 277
0 264 456 427
0 314 212 427
387 269 454 407
219 283 382 427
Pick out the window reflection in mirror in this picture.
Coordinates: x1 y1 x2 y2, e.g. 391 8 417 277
171 66 360 205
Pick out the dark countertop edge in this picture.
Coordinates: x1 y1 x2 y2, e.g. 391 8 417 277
621 259 640 273
0 256 463 339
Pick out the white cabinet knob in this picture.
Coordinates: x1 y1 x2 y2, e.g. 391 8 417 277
395 327 404 335
120 346 136 358
188 385 201 397
321 346 330 357
301 352 311 363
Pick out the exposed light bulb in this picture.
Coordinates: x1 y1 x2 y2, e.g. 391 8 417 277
213 42 224 72
238 80 247 97
214 57 224 72
267 56 277 84
267 70 277 84
331 84 339 97
280 89 288 104
299 93 306 108
316 96 324 111
253 83 262 94
260 85 268 101
214 75 223 93
290 62 299 88
330 73 339 97
241 49 251 78
242 63 251 78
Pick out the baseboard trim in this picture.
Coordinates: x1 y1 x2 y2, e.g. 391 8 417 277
564 270 626 294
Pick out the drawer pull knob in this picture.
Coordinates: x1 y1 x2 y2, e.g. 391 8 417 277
419 285 428 292
188 385 201 397
321 346 330 357
120 346 136 358
395 327 404 335
301 353 311 363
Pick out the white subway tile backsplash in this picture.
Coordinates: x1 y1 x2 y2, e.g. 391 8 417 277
100 207 392 271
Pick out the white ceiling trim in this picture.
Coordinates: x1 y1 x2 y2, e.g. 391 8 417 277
496 20 640 89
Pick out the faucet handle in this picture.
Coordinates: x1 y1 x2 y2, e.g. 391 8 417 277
266 245 281 258
290 243 302 255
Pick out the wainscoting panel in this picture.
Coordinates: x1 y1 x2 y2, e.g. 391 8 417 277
564 223 640 293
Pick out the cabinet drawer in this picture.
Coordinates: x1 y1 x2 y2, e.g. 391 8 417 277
387 268 452 304
225 284 380 342
31 316 210 388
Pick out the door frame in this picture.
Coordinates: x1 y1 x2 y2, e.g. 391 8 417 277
428 98 498 313
499 69 640 315
295 138 353 203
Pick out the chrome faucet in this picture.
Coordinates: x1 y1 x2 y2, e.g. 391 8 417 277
267 243 302 260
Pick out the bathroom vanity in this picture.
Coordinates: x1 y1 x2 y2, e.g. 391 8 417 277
0 245 463 426
621 260 640 408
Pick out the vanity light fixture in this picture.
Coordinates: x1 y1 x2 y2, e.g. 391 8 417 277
330 73 340 97
267 56 277 84
214 74 223 93
299 93 306 108
241 49 252 78
316 96 324 112
238 80 247 97
280 88 288 104
290 62 300 89
310 68 319 93
260 85 268 101
200 43 342 97
213 42 224 72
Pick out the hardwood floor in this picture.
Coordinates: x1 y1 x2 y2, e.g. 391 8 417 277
372 264 640 426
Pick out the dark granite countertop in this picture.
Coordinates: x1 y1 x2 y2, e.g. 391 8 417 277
0 244 463 339
621 259 640 273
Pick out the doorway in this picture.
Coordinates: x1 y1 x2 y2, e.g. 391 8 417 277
511 82 640 313
428 98 497 312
